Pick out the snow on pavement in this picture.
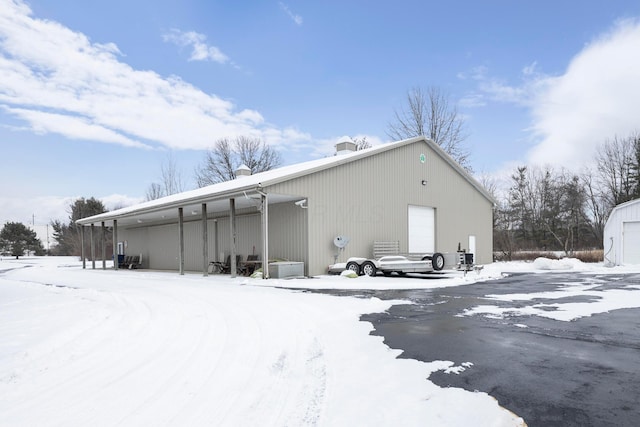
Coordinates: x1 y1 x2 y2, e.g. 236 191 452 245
459 258 640 322
0 257 524 427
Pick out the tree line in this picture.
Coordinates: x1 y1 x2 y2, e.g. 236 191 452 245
493 132 640 258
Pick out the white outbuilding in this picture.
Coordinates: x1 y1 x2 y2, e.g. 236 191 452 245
603 199 640 266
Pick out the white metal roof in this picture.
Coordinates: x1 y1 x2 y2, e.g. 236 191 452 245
77 136 494 226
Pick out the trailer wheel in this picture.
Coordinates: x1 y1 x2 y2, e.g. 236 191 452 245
361 261 377 277
432 252 445 271
345 261 361 275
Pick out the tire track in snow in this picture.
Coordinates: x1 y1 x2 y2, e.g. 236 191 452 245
0 282 160 423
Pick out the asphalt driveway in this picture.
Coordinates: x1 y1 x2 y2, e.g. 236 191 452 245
344 272 640 426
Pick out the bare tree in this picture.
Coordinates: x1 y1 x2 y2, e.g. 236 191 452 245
161 153 184 196
352 136 372 151
387 86 470 170
581 168 610 244
595 134 637 207
145 183 164 201
145 153 185 201
195 136 282 187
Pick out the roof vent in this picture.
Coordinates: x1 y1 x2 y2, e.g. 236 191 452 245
235 164 251 179
335 136 357 156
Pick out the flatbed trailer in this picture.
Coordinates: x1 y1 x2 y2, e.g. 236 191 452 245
345 252 446 277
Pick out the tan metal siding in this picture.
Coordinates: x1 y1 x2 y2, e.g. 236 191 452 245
146 223 178 270
268 202 308 270
213 214 262 262
183 221 202 271
119 228 149 268
268 141 493 275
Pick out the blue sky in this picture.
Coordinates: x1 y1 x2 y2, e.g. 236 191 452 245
2 0 640 234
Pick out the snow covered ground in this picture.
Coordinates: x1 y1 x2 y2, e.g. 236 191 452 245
1 257 638 426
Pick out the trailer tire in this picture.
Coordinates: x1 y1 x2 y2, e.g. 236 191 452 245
346 261 361 276
432 252 445 271
361 261 377 277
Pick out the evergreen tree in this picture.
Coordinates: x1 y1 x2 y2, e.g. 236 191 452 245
50 198 108 257
0 222 44 259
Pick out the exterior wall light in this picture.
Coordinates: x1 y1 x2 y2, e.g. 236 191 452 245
421 180 427 186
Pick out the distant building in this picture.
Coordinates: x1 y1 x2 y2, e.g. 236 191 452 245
77 136 495 276
603 199 640 266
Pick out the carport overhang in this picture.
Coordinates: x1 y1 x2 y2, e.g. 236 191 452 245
76 185 305 278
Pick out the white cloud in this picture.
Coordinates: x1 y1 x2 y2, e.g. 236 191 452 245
0 1 309 151
459 93 487 108
162 29 230 64
279 2 303 26
3 107 148 148
0 195 74 225
466 19 640 171
527 19 640 168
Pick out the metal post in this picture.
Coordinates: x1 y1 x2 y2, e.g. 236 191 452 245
113 219 118 270
81 225 86 269
214 219 219 263
261 193 269 279
229 198 236 278
101 221 106 270
202 203 208 276
178 207 184 275
90 224 95 269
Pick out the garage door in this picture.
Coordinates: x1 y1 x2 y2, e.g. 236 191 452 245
408 205 434 253
623 221 640 264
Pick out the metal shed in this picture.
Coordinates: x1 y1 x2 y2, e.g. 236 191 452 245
603 199 640 266
76 136 495 277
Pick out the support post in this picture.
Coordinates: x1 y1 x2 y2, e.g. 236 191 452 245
81 225 86 269
113 219 118 270
261 193 269 279
202 203 208 276
178 207 184 275
214 219 219 263
101 221 106 270
229 198 236 278
90 224 95 269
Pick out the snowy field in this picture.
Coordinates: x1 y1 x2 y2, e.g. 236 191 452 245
1 257 639 426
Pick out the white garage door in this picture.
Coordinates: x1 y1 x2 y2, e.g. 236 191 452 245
408 205 434 254
623 221 640 264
